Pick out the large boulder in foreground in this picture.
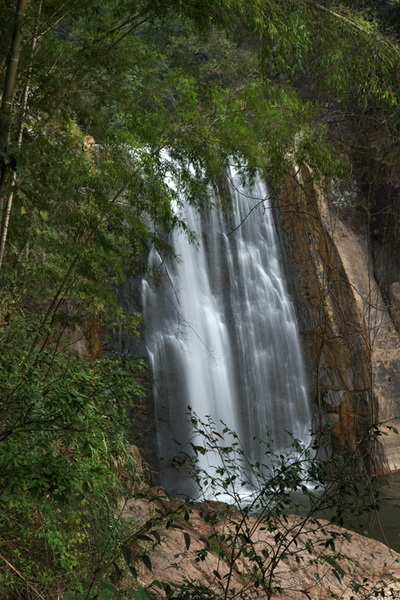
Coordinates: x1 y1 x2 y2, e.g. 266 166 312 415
123 490 400 600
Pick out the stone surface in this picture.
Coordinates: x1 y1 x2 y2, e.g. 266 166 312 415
123 491 400 600
278 170 377 471
370 182 400 311
389 282 400 331
317 180 400 473
277 169 400 473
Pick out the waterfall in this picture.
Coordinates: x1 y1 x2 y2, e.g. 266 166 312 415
142 167 311 495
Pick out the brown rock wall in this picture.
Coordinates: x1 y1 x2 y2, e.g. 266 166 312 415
278 169 378 470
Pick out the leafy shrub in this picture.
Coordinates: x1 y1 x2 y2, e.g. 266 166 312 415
0 311 146 598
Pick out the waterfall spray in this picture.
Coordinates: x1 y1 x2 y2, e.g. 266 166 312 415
143 167 311 495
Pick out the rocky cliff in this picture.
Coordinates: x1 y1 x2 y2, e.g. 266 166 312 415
278 169 400 472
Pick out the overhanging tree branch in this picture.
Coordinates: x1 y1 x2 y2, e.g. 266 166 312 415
316 2 400 58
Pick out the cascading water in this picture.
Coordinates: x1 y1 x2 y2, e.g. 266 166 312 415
142 167 311 495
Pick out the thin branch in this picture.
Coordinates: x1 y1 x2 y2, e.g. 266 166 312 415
316 3 400 58
0 552 46 600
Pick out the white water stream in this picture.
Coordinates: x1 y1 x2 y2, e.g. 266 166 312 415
142 168 311 495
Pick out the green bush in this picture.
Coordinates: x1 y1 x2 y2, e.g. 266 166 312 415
0 314 146 598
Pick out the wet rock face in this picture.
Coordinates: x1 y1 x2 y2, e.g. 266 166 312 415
370 183 400 311
106 271 159 479
370 180 400 343
277 170 377 470
389 282 400 330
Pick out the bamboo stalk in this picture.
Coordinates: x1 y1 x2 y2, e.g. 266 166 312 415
0 0 38 270
0 0 29 208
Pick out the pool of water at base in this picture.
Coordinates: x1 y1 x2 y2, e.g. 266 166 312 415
235 471 400 554
361 470 400 553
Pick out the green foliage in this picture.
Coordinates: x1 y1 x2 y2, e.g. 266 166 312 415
154 580 221 600
149 413 394 600
0 304 146 597
1 0 400 598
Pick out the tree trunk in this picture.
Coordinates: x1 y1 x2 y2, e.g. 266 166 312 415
0 0 29 211
0 0 33 270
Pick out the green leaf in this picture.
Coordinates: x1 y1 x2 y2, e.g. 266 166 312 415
127 585 152 600
150 530 161 544
100 581 120 592
98 581 120 599
141 554 152 571
122 545 132 565
183 531 191 550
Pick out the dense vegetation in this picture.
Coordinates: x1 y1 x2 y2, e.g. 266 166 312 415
1 0 400 598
